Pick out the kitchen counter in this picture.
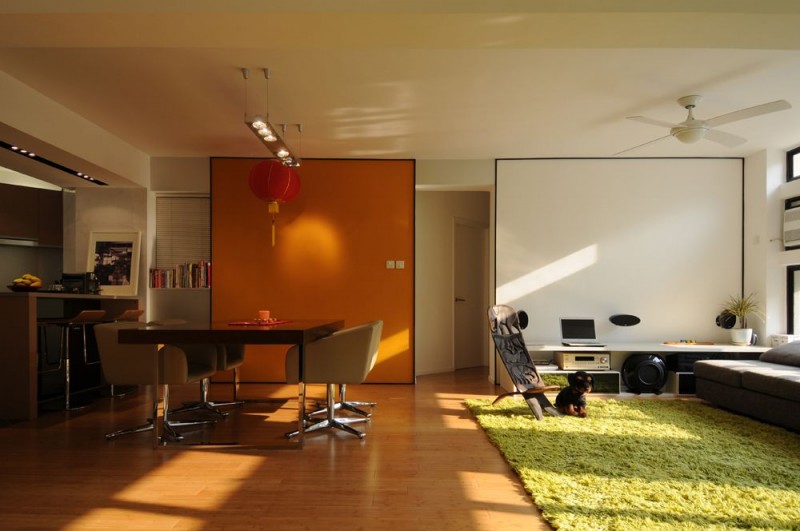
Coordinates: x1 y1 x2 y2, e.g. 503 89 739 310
0 292 139 421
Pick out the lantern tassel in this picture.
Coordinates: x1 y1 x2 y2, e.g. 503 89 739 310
268 201 279 247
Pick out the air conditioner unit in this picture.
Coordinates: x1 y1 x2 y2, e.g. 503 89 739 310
784 206 800 249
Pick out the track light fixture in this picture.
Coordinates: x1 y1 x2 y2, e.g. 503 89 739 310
0 140 107 186
242 67 301 167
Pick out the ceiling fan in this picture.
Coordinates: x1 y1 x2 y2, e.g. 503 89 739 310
615 95 791 156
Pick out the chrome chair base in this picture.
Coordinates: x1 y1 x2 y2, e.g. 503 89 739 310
309 400 374 418
309 383 376 418
285 417 366 439
105 384 217 444
170 400 230 419
105 415 217 443
286 384 369 439
105 420 155 440
170 378 244 418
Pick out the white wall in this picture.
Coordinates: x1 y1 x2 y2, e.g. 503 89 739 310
744 149 787 342
69 188 148 307
147 157 211 322
150 157 210 193
0 167 61 190
416 159 494 189
496 158 743 345
0 72 149 188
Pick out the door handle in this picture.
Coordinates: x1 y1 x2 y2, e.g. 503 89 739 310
455 297 466 303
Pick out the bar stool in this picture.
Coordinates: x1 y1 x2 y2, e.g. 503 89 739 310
108 309 144 322
38 309 108 410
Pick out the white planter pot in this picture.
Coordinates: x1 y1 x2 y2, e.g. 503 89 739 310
731 328 753 346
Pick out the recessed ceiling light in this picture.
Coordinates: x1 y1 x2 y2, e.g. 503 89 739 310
0 140 108 186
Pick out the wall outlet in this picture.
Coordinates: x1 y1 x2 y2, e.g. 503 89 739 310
396 260 405 269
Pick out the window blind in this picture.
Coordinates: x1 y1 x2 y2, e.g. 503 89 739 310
155 195 210 269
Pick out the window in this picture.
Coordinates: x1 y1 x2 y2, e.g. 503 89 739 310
155 195 210 269
787 146 800 182
787 266 800 334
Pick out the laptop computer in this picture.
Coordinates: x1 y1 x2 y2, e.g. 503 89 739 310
560 318 605 347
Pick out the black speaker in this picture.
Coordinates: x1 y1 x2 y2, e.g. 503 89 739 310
609 314 641 326
622 354 667 394
715 310 736 329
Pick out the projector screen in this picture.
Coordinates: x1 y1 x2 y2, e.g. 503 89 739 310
496 158 742 345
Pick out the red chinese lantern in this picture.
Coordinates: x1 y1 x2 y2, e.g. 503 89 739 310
248 160 301 246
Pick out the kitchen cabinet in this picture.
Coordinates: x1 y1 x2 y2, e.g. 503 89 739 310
0 183 63 246
37 189 63 247
0 182 38 240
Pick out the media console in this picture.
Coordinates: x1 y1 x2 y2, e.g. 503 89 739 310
527 342 768 395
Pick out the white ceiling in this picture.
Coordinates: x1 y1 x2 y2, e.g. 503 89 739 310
3 1 800 187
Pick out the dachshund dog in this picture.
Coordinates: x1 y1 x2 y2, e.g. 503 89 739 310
555 371 594 417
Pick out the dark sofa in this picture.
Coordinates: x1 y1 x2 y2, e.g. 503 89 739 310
694 342 800 432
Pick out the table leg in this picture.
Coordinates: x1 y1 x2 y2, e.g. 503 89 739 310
298 343 305 446
153 350 160 449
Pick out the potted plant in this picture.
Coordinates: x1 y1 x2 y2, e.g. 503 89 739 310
720 292 763 345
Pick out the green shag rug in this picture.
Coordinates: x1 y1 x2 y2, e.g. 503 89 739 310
466 398 800 530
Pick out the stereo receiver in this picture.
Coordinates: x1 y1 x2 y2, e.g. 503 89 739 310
555 352 610 370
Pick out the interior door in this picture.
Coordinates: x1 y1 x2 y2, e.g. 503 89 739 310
454 220 488 369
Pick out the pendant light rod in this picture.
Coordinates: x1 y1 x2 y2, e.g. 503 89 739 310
240 66 300 167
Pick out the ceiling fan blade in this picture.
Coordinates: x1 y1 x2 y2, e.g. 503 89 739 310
704 129 747 148
626 115 677 129
613 134 672 156
706 100 791 127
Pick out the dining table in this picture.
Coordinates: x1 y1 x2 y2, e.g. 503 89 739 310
118 318 344 447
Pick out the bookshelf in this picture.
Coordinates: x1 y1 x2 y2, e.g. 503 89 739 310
149 260 211 289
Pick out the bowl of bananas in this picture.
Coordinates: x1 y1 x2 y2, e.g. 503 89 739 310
8 273 43 292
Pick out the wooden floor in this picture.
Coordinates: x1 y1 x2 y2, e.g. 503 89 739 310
0 368 551 530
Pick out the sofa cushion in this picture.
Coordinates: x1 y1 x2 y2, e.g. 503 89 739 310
760 341 800 367
693 359 767 388
741 366 800 402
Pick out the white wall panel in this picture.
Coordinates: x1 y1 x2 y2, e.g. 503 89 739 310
496 158 742 344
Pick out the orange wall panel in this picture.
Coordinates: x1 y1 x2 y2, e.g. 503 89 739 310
211 158 414 383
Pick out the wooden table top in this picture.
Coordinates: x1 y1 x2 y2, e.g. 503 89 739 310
118 319 345 345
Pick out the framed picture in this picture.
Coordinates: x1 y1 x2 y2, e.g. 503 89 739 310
87 231 141 296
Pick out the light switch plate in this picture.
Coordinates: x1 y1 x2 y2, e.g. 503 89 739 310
386 260 395 269
396 260 405 269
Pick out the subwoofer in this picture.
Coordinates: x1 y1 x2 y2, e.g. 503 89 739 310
622 354 667 394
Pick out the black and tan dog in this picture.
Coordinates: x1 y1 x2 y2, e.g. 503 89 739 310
555 371 594 417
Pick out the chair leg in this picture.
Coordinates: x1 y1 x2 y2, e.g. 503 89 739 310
169 378 229 418
105 386 157 440
81 323 102 366
338 383 375 416
62 324 97 411
63 326 92 411
208 368 245 409
160 384 217 444
63 326 71 410
285 384 366 439
232 367 239 401
307 383 375 418
105 420 154 440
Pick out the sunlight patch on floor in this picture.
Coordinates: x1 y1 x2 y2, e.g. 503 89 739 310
113 451 265 508
436 392 490 428
65 508 202 530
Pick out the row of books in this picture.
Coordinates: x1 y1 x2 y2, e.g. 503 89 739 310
149 261 211 288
